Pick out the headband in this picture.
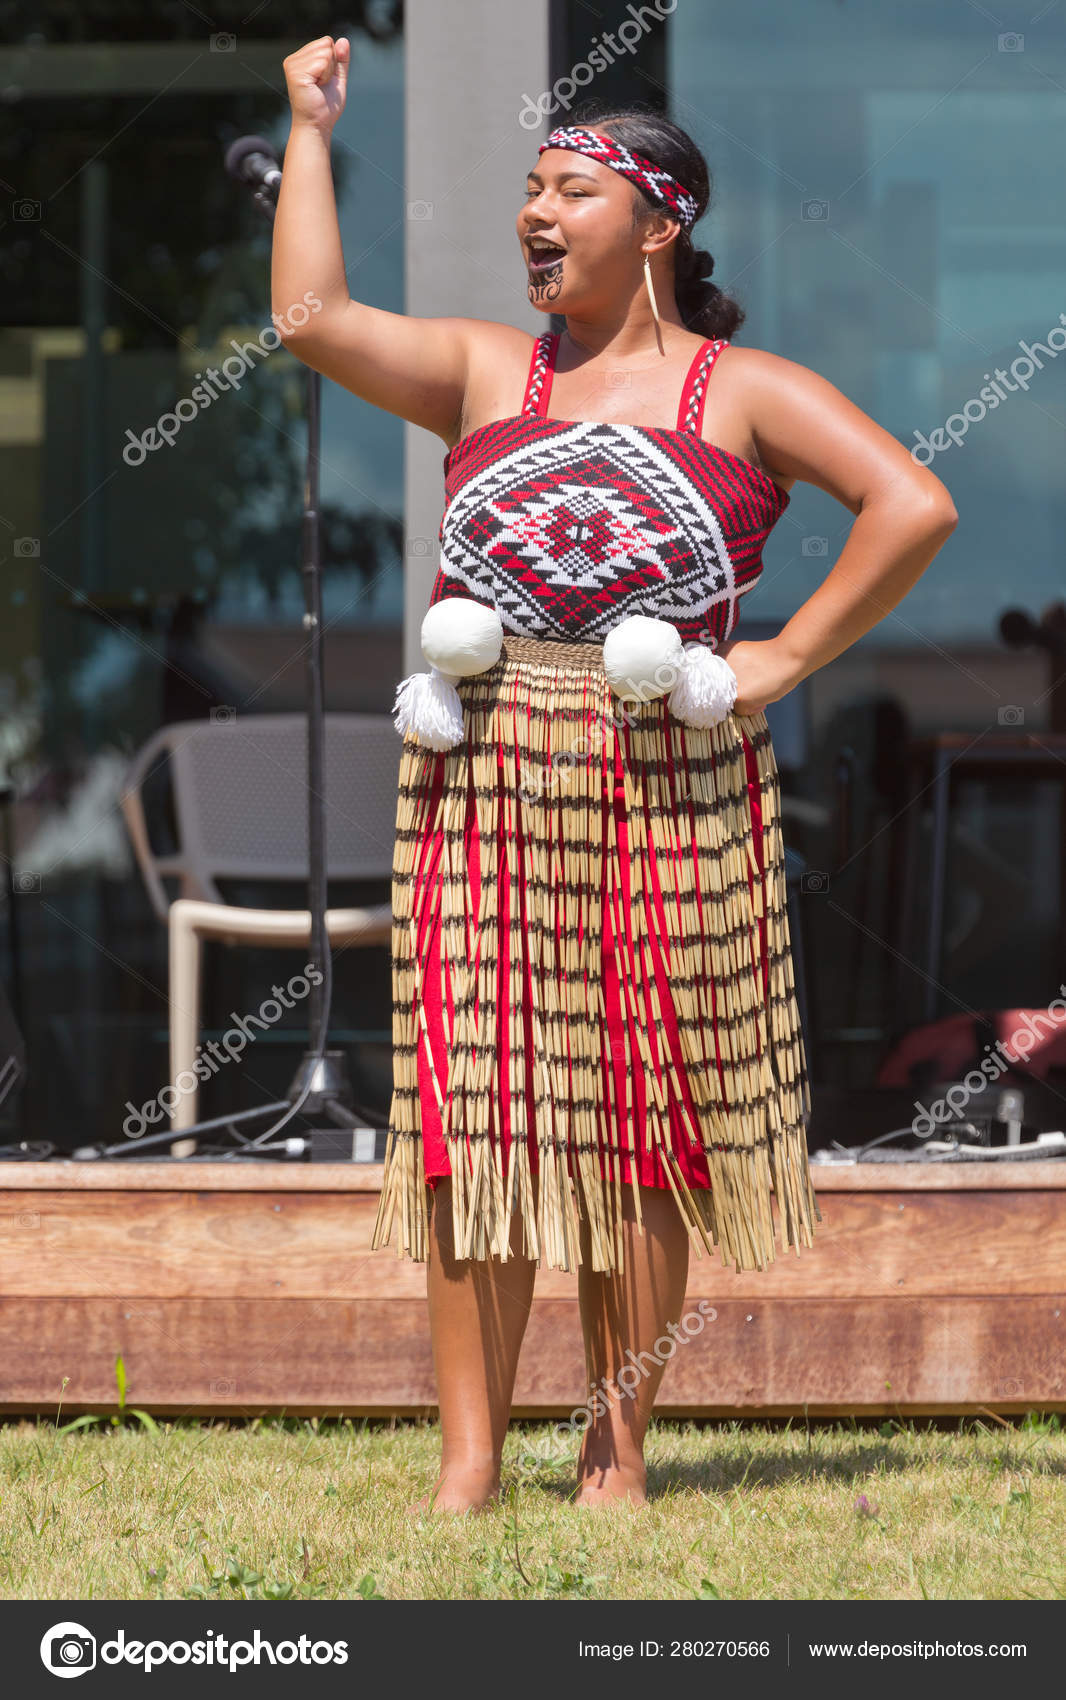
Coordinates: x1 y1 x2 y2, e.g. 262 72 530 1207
538 124 699 230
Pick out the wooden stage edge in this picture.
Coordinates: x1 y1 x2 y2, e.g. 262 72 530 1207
1 1159 1064 1419
5 1159 1066 1190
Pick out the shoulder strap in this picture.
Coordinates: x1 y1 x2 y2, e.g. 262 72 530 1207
677 338 730 435
520 331 558 417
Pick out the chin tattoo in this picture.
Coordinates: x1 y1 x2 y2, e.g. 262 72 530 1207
527 260 563 302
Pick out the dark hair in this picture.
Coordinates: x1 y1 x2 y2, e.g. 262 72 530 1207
568 103 744 341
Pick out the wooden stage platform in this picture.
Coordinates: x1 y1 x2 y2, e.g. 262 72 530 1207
0 1159 1063 1419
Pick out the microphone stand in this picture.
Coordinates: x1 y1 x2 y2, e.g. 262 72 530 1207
109 145 375 1161
243 284 372 1154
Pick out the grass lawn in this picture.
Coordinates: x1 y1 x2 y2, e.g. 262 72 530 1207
1 1412 1063 1601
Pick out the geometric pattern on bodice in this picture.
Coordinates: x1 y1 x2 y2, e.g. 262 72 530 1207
439 420 736 642
430 334 789 646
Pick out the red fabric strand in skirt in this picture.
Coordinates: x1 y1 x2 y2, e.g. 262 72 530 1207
412 725 768 1194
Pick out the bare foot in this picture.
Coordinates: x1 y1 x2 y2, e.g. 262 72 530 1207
406 1466 501 1517
575 1458 647 1507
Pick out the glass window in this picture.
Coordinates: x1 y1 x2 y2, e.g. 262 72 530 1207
0 4 403 1144
668 6 1066 645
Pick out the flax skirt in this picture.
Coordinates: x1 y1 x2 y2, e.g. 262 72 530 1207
371 633 821 1275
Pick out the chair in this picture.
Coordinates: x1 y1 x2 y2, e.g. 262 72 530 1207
121 713 399 1141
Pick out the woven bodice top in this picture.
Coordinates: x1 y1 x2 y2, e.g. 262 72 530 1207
428 331 789 646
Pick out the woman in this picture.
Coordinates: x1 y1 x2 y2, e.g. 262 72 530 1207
274 36 958 1512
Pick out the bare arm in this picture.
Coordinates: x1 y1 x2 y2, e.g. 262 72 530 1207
271 35 480 441
719 348 959 711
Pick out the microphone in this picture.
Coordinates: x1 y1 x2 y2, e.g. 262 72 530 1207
224 134 283 202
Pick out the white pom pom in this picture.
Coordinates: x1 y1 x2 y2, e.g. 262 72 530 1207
392 666 466 750
602 614 685 703
391 600 504 749
421 598 504 678
667 643 738 728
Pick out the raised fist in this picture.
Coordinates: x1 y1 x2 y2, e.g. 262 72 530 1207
282 35 350 131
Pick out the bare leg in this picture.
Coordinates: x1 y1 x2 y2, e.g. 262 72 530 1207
411 1177 538 1515
575 1182 691 1506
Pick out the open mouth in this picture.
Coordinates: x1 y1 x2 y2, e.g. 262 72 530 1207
526 238 566 272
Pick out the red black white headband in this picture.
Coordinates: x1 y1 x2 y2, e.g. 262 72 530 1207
538 125 699 230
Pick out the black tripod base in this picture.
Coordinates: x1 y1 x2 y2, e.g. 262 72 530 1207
197 1047 379 1152
285 1047 364 1121
81 1048 381 1159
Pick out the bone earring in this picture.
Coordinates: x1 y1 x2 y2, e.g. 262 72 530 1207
643 250 665 350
